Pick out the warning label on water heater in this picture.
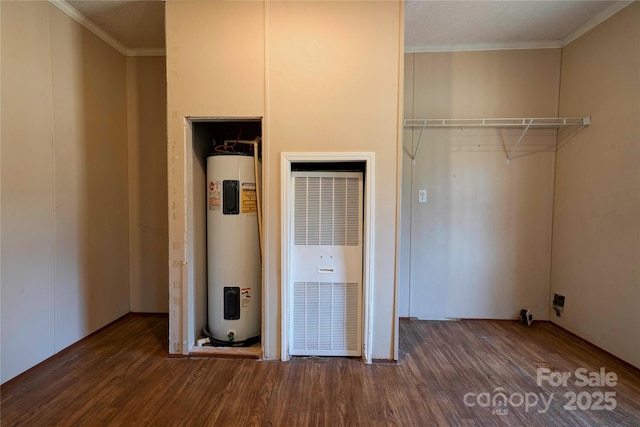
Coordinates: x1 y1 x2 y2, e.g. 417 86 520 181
209 181 221 211
241 182 257 214
241 288 251 308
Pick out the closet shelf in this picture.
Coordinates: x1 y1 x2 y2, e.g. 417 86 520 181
403 116 590 162
403 117 590 128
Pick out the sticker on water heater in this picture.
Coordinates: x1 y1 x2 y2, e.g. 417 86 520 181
209 181 221 210
241 288 251 308
241 183 257 214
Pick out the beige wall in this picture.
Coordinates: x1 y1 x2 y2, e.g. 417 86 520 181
127 56 169 313
166 1 403 359
267 1 403 359
1 1 56 383
165 1 265 118
552 3 640 367
401 50 561 320
1 2 129 382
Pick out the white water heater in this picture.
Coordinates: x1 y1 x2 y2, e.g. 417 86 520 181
207 153 261 343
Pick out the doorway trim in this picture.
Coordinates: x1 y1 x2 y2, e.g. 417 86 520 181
280 152 375 363
181 116 264 356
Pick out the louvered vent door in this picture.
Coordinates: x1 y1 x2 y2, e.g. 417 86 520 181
290 171 363 357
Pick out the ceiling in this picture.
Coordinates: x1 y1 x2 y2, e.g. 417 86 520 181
60 0 632 54
405 1 631 51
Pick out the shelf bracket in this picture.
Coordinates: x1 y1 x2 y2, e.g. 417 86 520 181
412 125 425 162
507 118 533 162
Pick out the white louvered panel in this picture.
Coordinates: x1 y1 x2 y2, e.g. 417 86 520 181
333 177 346 246
307 177 320 245
346 178 360 246
305 282 318 347
345 283 359 347
294 177 307 245
290 171 363 357
318 283 332 350
290 282 360 355
320 177 333 246
330 283 346 350
292 282 307 350
294 175 360 247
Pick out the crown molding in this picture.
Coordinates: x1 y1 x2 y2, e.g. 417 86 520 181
405 40 562 54
561 1 633 47
51 0 631 56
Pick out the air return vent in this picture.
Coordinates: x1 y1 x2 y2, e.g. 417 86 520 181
290 170 363 357
293 176 360 246
291 282 360 354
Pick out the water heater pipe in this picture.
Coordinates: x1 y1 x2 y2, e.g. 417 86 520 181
252 139 263 257
224 137 264 257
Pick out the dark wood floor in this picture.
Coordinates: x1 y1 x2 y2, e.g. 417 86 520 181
2 314 639 426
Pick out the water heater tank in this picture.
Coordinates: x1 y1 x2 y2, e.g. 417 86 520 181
207 153 261 343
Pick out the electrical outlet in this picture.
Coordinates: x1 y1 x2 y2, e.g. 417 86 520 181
419 189 427 203
553 293 565 317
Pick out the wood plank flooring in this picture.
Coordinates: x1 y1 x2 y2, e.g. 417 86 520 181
2 314 639 426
